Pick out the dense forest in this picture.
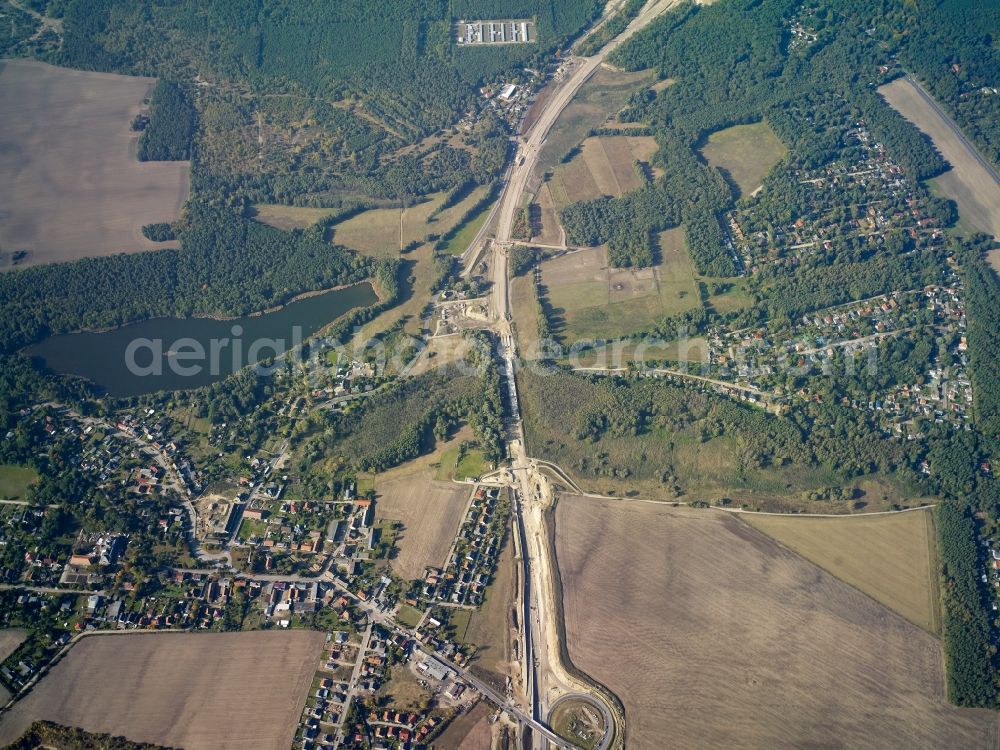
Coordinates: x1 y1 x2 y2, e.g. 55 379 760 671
937 503 998 707
959 237 1000 442
27 0 601 206
0 206 374 352
137 80 195 161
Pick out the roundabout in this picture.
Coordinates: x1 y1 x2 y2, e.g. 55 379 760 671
548 693 616 750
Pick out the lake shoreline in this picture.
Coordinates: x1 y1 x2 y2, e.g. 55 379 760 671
19 281 379 346
24 282 382 397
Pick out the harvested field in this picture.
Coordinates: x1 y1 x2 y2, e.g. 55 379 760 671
435 701 492 750
530 182 563 245
0 628 26 703
373 443 472 579
249 204 339 231
0 60 189 270
698 121 786 198
555 497 999 750
879 77 1000 239
546 135 659 213
0 631 324 749
549 152 602 206
539 241 700 343
0 629 27 663
740 508 940 633
330 186 491 258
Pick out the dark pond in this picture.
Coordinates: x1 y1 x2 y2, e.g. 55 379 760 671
26 283 377 397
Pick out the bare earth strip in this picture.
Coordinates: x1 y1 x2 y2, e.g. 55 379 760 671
0 60 190 269
0 631 324 749
555 497 998 749
879 76 1000 239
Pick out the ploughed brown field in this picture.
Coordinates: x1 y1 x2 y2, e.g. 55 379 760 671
0 60 189 270
373 442 472 580
555 497 999 749
0 631 324 749
879 77 1000 239
0 628 28 703
434 700 493 750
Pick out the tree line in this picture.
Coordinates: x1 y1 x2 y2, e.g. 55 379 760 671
0 205 373 352
936 503 999 707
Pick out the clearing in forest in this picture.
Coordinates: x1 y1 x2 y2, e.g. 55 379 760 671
249 204 341 231
538 232 700 344
329 186 491 258
0 465 38 501
547 134 659 210
698 121 787 198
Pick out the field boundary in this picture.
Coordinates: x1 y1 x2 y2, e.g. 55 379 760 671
733 509 943 635
544 500 626 750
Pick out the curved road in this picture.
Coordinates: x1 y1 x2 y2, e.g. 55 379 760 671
548 694 616 750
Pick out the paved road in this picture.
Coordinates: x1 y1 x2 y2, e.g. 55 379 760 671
481 3 683 748
334 619 373 747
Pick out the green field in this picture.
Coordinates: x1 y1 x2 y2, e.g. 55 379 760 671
395 604 424 629
435 445 488 481
704 276 753 314
741 508 941 633
439 200 493 256
330 186 492 258
356 472 376 496
237 517 268 543
533 68 654 178
698 121 787 198
540 233 701 344
0 465 38 501
249 204 340 232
